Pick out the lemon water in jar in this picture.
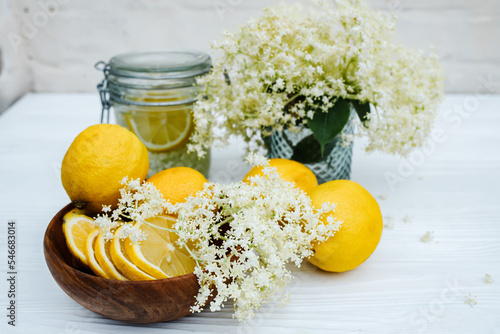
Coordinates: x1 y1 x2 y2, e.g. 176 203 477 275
96 51 211 177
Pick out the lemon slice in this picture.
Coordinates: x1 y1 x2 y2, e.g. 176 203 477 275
85 229 110 279
125 216 196 279
62 212 96 266
110 225 155 281
94 232 128 281
125 109 193 153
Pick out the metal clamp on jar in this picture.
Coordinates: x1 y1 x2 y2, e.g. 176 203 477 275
96 51 212 177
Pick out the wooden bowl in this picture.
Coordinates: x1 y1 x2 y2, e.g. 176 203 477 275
43 203 201 323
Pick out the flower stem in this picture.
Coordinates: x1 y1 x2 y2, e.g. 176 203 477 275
285 93 301 106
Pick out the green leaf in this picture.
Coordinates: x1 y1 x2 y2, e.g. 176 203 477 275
290 134 339 164
351 100 370 125
307 98 351 156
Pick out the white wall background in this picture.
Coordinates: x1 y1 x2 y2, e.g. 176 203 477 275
0 0 499 113
0 0 31 112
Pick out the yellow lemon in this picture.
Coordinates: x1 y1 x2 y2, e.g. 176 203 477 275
307 180 383 272
125 216 196 279
147 167 208 206
85 229 110 279
61 124 149 213
243 158 318 194
110 225 155 281
62 211 96 267
94 232 129 281
64 208 91 219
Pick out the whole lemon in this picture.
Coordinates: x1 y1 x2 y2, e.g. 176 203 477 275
243 158 318 194
61 124 149 213
307 180 383 272
147 167 208 206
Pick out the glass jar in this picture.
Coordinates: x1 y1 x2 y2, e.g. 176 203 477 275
96 51 211 177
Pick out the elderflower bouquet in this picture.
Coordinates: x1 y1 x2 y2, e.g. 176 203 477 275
188 0 444 158
95 154 340 321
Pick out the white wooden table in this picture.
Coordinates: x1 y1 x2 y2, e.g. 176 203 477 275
1 93 499 334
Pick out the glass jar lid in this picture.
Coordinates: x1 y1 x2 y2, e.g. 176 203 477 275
96 51 212 121
108 50 212 80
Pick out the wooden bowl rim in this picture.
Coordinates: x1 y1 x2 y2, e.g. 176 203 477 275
43 203 198 287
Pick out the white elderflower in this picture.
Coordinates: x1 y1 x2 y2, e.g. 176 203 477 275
96 177 168 241
378 194 388 201
94 155 340 321
484 274 494 284
420 231 434 244
383 215 394 230
189 0 444 158
245 151 269 167
464 293 477 307
171 154 340 320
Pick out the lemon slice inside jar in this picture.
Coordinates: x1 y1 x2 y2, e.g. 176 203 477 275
125 108 193 153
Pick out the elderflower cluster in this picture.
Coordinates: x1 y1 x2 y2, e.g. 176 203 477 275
94 177 167 242
172 155 340 320
189 0 444 158
95 155 341 321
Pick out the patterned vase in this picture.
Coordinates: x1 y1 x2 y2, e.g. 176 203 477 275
265 112 355 184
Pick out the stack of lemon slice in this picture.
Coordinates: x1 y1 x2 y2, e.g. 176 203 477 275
62 211 195 280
